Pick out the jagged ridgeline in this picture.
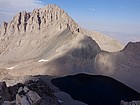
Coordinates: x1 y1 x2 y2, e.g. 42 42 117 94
0 5 80 34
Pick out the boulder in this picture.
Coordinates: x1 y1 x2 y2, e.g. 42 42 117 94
26 90 41 104
25 79 59 105
16 94 30 105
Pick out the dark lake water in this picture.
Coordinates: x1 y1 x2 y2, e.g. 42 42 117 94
52 73 140 105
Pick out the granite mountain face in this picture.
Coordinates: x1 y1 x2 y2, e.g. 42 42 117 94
0 4 140 93
0 4 81 62
0 4 122 62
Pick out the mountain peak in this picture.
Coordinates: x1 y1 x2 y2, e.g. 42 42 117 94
0 4 81 36
0 4 123 59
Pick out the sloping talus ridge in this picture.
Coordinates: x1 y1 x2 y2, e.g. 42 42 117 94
0 4 140 93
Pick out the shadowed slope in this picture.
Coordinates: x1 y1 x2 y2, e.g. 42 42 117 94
52 73 140 105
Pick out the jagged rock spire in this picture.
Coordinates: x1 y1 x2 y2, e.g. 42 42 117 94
0 4 81 36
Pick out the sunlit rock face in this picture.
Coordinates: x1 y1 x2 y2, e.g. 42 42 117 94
0 4 82 62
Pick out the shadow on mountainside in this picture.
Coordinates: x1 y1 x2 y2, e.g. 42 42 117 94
51 73 140 105
44 35 101 76
42 40 140 94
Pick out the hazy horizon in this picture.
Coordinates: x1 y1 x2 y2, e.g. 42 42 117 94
0 0 140 44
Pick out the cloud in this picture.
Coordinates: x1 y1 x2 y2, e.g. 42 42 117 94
89 8 95 12
0 0 45 25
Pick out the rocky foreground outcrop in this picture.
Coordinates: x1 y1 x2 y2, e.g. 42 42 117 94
0 79 59 105
0 77 86 105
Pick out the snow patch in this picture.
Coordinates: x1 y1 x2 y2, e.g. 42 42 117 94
38 59 49 63
7 65 18 70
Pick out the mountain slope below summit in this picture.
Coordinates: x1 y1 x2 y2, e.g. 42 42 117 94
0 4 123 63
0 5 81 62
